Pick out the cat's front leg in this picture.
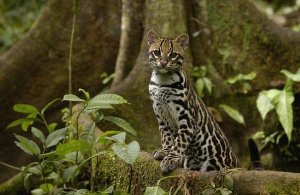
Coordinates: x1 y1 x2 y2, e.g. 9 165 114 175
153 119 174 160
160 120 193 173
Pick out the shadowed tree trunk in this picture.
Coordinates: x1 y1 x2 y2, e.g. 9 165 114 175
1 0 300 183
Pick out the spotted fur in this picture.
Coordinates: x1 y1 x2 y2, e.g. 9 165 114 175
147 30 239 173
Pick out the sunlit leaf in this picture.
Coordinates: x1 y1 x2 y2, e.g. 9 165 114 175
105 132 126 143
90 94 128 105
103 116 137 136
47 123 57 132
13 104 38 114
62 94 85 102
21 113 37 131
31 127 45 143
272 82 294 142
112 141 140 165
281 69 300 82
55 140 89 156
195 78 204 97
14 134 40 155
144 186 167 195
256 91 275 120
219 104 245 125
45 128 67 148
39 183 53 193
6 118 35 130
227 71 256 84
97 130 121 144
203 77 212 94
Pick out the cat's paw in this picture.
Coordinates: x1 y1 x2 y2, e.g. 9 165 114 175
160 156 182 173
152 150 167 160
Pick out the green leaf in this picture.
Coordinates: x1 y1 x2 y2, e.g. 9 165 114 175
219 188 232 195
62 94 85 102
47 123 57 132
55 140 89 156
80 122 96 146
144 186 167 195
195 79 205 97
6 118 35 130
103 116 137 136
63 165 78 182
24 173 32 191
224 175 233 190
105 132 126 143
13 104 38 114
202 188 215 195
21 113 37 131
272 85 294 142
14 134 40 155
112 141 140 165
227 71 256 84
97 130 121 144
79 88 90 100
39 183 53 193
85 103 114 110
256 91 275 120
41 98 60 115
281 69 300 82
90 94 128 105
219 104 245 125
203 77 212 94
31 127 45 143
45 128 67 148
31 188 45 195
102 185 114 193
65 151 84 163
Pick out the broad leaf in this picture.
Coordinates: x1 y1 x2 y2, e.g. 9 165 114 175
80 122 96 146
45 128 67 148
112 141 140 165
31 127 45 143
21 113 37 131
6 118 35 130
195 78 205 97
62 94 85 102
85 103 114 110
97 130 121 144
14 134 40 155
63 165 78 182
219 104 245 125
256 91 275 120
281 69 300 82
203 77 212 94
272 84 294 142
55 140 89 156
47 123 57 132
90 94 128 105
103 116 137 136
39 183 53 193
41 98 60 115
105 132 126 143
144 186 167 195
13 104 38 114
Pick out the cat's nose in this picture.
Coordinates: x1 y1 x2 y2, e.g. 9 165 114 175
160 59 168 66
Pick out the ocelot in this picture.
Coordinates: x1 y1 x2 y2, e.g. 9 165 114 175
147 30 240 173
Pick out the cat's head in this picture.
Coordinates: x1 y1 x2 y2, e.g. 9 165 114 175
147 30 189 73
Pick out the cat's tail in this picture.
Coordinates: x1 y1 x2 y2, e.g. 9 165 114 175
248 138 263 170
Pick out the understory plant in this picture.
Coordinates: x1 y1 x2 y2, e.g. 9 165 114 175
255 68 300 161
6 89 140 195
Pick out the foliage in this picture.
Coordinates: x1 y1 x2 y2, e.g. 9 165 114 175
202 174 233 195
255 68 300 161
193 66 245 125
0 0 46 53
226 71 256 94
6 89 140 194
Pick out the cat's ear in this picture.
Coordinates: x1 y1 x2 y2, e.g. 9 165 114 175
175 34 189 49
147 30 160 45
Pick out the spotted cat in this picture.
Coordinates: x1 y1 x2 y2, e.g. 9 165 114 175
147 30 239 173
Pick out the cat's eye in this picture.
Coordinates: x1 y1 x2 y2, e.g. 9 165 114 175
153 50 161 57
169 52 177 59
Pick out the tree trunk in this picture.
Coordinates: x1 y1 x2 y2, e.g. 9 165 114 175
1 0 300 182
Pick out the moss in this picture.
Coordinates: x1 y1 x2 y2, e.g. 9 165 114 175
267 182 300 195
